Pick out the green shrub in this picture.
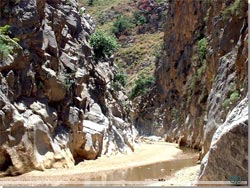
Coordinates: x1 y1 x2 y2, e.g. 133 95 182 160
0 25 19 60
130 75 155 99
223 90 240 108
111 68 127 91
90 30 119 61
112 15 133 37
0 25 11 35
230 90 240 103
0 36 12 59
132 11 147 26
198 38 207 60
222 98 230 108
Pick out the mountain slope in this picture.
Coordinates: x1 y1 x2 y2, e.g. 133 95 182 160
80 0 168 93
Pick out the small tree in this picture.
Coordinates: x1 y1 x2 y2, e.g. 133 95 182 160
130 75 155 99
112 68 127 91
90 30 119 61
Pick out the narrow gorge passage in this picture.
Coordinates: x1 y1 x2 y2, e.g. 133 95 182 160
0 0 248 186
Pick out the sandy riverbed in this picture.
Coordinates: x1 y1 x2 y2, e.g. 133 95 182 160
147 165 201 186
0 141 200 186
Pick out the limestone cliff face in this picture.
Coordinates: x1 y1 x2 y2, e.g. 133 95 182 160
0 0 135 175
133 0 248 178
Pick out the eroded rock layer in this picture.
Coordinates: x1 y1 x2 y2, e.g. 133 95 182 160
0 0 135 174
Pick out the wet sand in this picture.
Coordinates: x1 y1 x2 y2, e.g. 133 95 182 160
0 141 200 186
147 165 201 186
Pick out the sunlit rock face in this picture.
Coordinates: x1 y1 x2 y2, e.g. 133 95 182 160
133 0 248 176
199 95 248 181
0 0 135 174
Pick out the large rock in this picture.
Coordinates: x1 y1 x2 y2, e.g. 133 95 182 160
0 94 75 175
199 95 248 181
71 120 106 161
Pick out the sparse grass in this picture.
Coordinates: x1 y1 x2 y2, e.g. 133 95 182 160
116 32 163 86
80 0 120 7
197 60 207 78
96 21 114 35
153 41 164 60
79 0 130 23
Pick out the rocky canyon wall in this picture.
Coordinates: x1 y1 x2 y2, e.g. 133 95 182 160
0 0 135 175
133 0 248 180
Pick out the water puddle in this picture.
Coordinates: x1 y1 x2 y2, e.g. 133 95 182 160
81 147 198 182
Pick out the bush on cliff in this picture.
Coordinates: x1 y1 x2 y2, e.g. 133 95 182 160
112 68 127 91
90 30 119 61
0 25 20 60
130 75 155 99
198 38 207 60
